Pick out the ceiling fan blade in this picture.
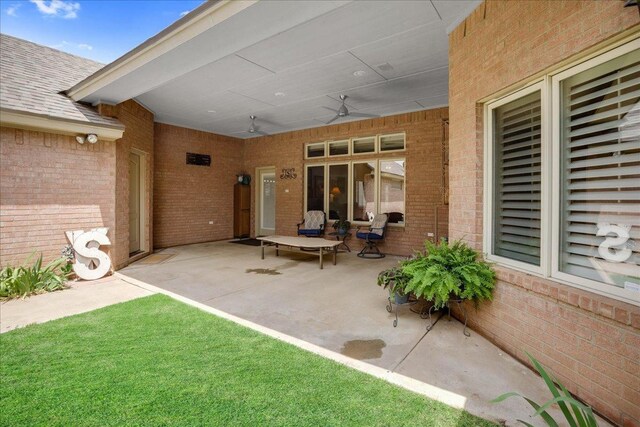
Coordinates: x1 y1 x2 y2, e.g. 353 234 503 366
321 106 338 113
255 130 270 136
325 115 341 125
348 112 379 118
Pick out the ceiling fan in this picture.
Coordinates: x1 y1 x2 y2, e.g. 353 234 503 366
247 115 269 136
324 95 378 124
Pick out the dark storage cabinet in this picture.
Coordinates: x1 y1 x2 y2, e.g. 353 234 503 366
234 184 251 238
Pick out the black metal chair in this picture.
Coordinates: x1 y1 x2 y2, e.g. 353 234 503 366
356 213 388 258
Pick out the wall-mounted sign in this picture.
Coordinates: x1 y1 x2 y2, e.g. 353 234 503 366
186 152 211 166
280 168 297 179
65 228 112 280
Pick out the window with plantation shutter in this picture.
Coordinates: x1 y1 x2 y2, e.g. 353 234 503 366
492 90 542 266
558 49 640 289
484 41 640 304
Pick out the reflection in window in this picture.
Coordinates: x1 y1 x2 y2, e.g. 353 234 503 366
379 160 405 224
306 165 325 212
352 162 376 222
328 164 349 220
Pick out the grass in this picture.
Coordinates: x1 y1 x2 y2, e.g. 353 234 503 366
0 294 496 426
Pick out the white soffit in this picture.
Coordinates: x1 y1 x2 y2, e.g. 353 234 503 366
79 0 481 138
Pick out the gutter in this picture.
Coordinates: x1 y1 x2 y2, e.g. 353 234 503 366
66 0 256 102
0 108 125 142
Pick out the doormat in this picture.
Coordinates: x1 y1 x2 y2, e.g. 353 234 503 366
135 253 176 265
230 238 262 246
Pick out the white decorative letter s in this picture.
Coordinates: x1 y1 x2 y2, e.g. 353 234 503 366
596 223 632 263
65 228 112 280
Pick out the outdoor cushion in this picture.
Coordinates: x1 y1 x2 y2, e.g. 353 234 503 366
356 231 383 240
301 211 324 230
298 228 323 236
369 213 388 236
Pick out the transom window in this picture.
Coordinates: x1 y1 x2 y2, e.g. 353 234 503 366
484 40 640 305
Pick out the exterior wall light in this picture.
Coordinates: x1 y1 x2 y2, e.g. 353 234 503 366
75 134 99 145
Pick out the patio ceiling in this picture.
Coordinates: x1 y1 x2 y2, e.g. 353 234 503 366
74 0 480 138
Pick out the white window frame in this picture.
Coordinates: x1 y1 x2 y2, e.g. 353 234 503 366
350 160 378 226
351 136 377 155
303 163 326 214
327 139 350 157
483 81 549 277
304 141 326 159
549 39 640 304
326 161 351 222
378 132 406 153
378 158 407 227
483 38 640 306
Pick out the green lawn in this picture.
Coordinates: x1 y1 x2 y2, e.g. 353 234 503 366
1 294 495 426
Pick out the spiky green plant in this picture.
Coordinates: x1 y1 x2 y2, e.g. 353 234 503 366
493 352 599 427
401 239 495 309
0 253 71 300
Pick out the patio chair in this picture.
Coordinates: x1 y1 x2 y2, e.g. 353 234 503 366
356 213 388 258
297 210 326 237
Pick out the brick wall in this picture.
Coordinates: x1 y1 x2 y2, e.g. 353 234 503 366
244 108 449 256
448 1 639 425
153 123 243 248
98 100 154 269
0 127 116 266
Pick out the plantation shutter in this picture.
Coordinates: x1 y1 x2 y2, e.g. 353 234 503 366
559 49 640 287
493 91 542 265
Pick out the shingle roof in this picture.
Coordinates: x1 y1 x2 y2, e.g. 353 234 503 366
0 34 122 128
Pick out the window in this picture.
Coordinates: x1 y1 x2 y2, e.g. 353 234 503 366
484 39 640 304
328 164 349 220
306 142 325 159
379 133 406 152
304 159 406 226
352 162 376 222
379 160 405 224
328 140 349 156
305 165 325 212
554 46 639 295
491 89 542 266
352 136 376 154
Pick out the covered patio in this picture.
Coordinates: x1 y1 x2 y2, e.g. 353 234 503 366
118 240 568 425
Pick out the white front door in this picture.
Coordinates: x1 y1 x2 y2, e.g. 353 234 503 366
257 168 276 236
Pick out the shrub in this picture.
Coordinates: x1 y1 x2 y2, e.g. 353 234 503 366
0 254 71 300
401 239 496 309
493 352 599 427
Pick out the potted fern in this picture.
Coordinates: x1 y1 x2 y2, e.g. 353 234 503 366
401 239 496 309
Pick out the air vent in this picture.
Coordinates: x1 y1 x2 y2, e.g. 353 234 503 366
377 62 394 72
186 152 211 166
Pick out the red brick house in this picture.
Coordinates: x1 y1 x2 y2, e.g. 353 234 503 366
0 1 638 424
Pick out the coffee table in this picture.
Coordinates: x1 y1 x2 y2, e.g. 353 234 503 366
257 236 342 269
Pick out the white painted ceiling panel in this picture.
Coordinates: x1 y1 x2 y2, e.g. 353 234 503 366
86 1 481 138
137 55 274 109
83 1 349 103
327 67 448 110
431 0 483 31
236 1 440 72
230 52 385 106
349 23 448 80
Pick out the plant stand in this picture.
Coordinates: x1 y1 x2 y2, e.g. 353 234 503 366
386 296 418 327
425 299 470 337
328 231 351 252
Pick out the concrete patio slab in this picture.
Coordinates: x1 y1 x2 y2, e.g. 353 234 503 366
118 240 583 426
0 276 154 333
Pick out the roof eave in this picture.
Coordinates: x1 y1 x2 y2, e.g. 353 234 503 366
0 108 125 142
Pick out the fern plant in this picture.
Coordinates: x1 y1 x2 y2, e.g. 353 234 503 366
493 352 599 427
401 239 496 309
